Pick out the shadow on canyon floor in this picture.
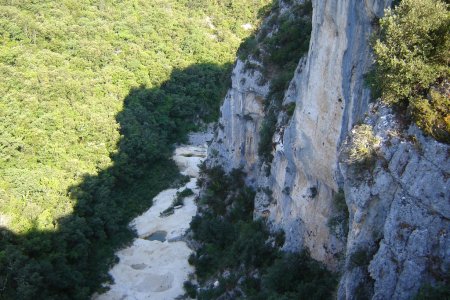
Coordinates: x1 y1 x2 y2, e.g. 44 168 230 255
0 62 231 300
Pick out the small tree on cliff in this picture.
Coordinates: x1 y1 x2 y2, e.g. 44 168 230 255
370 0 450 143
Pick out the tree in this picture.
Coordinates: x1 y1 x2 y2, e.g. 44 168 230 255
370 0 450 142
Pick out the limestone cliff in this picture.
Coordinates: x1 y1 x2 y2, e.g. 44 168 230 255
207 58 269 182
206 0 449 298
337 104 449 299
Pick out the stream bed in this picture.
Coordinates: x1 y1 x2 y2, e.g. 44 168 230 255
94 132 211 300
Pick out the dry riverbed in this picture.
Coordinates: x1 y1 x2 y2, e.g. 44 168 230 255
94 132 211 300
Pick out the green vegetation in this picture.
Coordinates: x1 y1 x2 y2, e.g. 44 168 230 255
283 102 297 117
328 189 349 240
0 0 270 298
258 110 279 163
186 165 337 299
350 248 373 269
348 246 376 299
370 0 450 143
415 283 450 300
249 0 313 164
160 187 194 217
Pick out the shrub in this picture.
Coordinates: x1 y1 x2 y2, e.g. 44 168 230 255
257 252 337 300
283 102 296 117
350 248 372 269
190 166 337 299
328 189 349 240
160 187 195 216
177 188 194 199
258 110 277 163
345 124 381 166
255 0 313 164
370 0 450 143
414 283 450 300
410 90 450 143
183 280 198 298
334 189 347 212
238 36 258 61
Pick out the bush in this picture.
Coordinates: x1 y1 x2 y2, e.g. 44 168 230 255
345 124 380 166
160 188 195 216
257 252 337 300
350 248 372 269
370 0 450 143
253 0 313 164
328 189 349 239
410 90 450 143
414 283 450 300
174 188 191 204
258 110 277 163
183 280 198 298
190 166 336 299
238 36 259 61
283 102 296 117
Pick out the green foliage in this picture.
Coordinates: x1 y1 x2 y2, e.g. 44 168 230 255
190 167 266 281
370 0 450 143
178 188 194 199
350 248 373 269
328 189 349 240
160 187 195 217
0 160 181 300
183 280 198 298
0 0 271 298
188 166 336 299
258 110 278 163
254 0 313 163
0 0 268 234
334 189 347 212
254 252 337 300
410 90 450 143
283 102 296 117
238 36 259 61
263 6 312 71
170 174 191 189
414 283 450 300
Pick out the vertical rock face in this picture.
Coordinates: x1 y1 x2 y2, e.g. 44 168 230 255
255 0 391 268
205 0 449 298
207 59 269 184
338 104 449 299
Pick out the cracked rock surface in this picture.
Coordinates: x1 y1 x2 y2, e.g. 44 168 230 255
338 104 450 300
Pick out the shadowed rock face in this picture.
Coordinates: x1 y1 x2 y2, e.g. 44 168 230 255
206 59 269 183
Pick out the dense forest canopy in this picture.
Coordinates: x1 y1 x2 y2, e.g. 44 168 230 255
0 0 269 232
0 0 271 298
